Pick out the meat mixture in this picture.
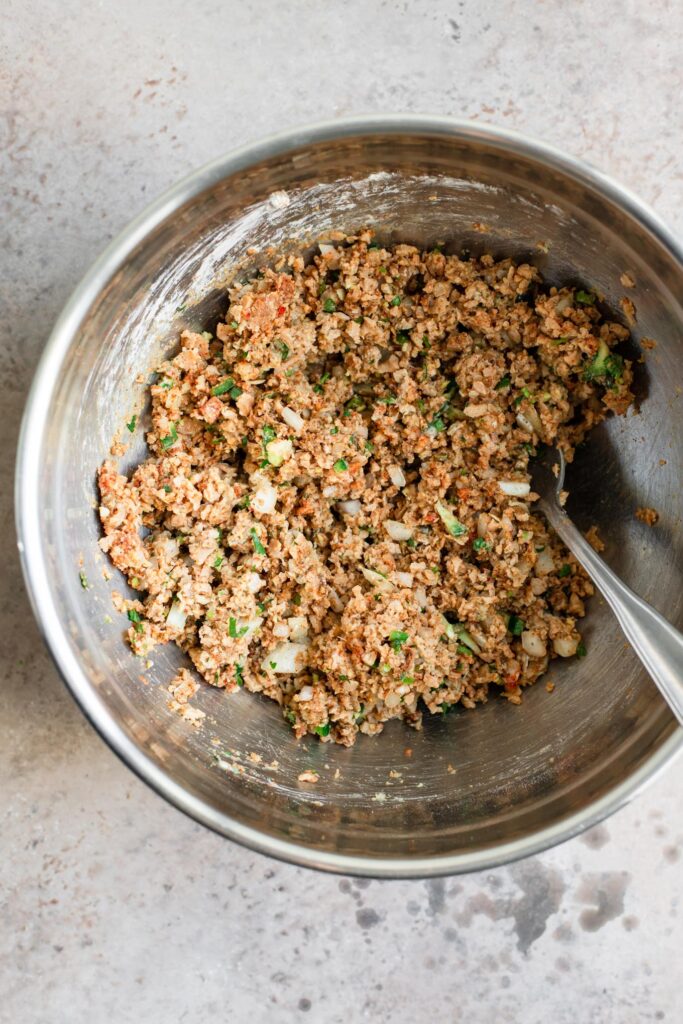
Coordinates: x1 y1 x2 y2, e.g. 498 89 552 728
98 232 634 745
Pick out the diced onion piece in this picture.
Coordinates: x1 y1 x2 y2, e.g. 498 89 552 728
388 465 406 488
441 616 481 654
521 630 547 658
394 571 414 588
297 684 314 701
262 641 310 674
318 242 336 255
516 407 544 436
554 295 572 314
166 602 187 630
361 566 394 593
238 616 263 638
553 636 579 657
281 406 304 433
498 480 531 497
252 479 278 514
535 548 555 575
338 499 361 515
266 438 293 466
384 692 401 708
273 623 289 638
414 586 428 609
288 616 308 642
384 519 413 541
246 571 264 594
435 500 468 542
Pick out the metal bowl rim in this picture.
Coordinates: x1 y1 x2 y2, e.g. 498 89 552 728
15 114 683 878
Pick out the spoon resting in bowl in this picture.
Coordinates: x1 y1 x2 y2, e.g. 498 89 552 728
531 447 683 725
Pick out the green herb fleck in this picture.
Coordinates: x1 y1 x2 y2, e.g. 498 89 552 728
229 320 239 329
315 723 331 737
389 630 409 652
126 414 137 433
235 664 244 687
275 340 290 361
213 555 224 570
79 570 89 590
250 528 266 555
495 375 511 391
313 371 330 394
473 538 490 552
322 298 337 313
396 330 411 346
163 485 172 493
575 290 595 306
333 458 348 472
262 424 277 445
127 608 144 633
160 423 178 449
211 377 236 397
159 378 174 389
389 295 402 307
508 614 525 637
330 426 339 435
576 640 587 658
228 617 249 639
558 563 572 578
376 393 396 405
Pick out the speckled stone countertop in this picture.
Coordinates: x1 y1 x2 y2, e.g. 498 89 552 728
2 2 682 1021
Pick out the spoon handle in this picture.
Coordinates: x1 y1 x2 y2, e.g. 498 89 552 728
542 501 683 726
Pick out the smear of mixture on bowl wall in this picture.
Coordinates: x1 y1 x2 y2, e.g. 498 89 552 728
97 231 633 745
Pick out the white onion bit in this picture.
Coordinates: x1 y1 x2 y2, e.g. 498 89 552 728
388 465 406 488
535 548 555 575
297 684 314 701
252 479 278 515
166 602 187 630
262 641 309 674
498 480 531 497
394 571 414 588
553 636 579 658
361 566 395 593
384 519 413 541
337 499 361 516
521 630 547 658
281 406 304 433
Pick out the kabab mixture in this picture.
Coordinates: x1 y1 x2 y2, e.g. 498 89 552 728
98 232 633 745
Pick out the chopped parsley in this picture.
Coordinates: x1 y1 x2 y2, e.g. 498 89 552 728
507 614 525 637
229 320 239 329
435 500 467 538
333 458 348 472
376 393 396 405
313 372 330 394
262 424 277 445
228 617 249 639
575 290 595 306
160 423 178 449
389 295 402 307
395 330 411 346
211 377 237 397
330 426 339 435
126 414 137 433
558 563 572 578
78 570 89 589
576 640 587 658
127 608 144 633
473 538 490 552
250 528 266 555
315 723 331 737
159 378 174 390
235 664 244 687
275 339 290 361
213 555 224 570
495 375 511 391
322 298 337 313
389 630 409 652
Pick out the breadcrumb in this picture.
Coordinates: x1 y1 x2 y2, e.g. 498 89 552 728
635 506 659 526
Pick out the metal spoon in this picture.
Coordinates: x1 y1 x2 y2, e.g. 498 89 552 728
532 447 683 725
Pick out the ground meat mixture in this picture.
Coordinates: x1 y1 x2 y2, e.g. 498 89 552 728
98 232 634 746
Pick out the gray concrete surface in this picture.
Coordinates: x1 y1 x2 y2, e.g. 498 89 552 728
2 1 682 1021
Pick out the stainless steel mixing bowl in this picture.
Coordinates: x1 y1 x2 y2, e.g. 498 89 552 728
16 117 683 876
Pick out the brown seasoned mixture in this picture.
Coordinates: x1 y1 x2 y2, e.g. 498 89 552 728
98 232 634 745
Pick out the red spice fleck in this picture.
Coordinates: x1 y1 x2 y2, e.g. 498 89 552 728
277 305 286 316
